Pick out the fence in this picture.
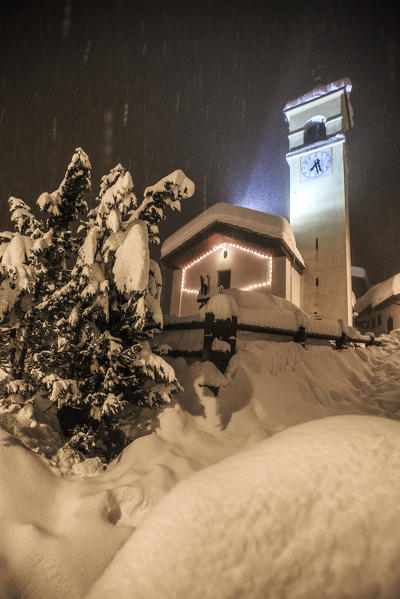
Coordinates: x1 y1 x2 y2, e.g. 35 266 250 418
160 311 377 373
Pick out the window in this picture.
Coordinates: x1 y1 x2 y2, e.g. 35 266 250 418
378 313 381 326
387 316 394 333
218 269 231 290
315 277 319 286
304 119 326 145
315 238 319 249
371 317 376 329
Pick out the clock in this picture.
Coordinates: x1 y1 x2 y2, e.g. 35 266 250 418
301 150 331 178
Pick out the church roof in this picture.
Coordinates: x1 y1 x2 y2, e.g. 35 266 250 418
283 78 352 112
355 273 400 314
161 203 304 268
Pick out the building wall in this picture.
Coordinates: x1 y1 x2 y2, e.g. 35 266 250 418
169 269 182 316
288 141 352 323
285 85 353 325
271 257 301 308
357 303 400 336
174 246 300 317
178 244 270 316
291 268 302 307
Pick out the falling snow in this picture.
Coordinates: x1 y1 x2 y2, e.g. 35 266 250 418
0 3 399 289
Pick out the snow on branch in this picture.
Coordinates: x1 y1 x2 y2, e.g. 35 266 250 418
130 169 195 244
113 221 149 293
37 147 91 224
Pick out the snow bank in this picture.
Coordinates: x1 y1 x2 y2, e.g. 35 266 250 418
0 427 131 599
163 290 363 345
2 332 400 598
155 328 204 352
155 332 400 472
355 272 400 314
86 415 400 599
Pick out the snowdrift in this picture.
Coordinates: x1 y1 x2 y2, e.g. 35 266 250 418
86 415 400 599
1 331 400 598
0 428 131 599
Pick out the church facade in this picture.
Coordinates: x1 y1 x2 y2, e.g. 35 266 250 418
161 203 304 317
161 79 354 325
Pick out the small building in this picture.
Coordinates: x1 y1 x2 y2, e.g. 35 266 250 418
355 273 400 335
161 203 304 317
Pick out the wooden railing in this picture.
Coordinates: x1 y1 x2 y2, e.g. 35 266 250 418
160 312 377 372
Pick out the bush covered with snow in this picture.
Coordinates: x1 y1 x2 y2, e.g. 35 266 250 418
0 149 194 461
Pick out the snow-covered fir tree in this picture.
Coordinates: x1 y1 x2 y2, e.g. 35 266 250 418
0 148 91 392
0 151 194 461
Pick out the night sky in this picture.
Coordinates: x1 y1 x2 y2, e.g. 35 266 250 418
1 0 399 287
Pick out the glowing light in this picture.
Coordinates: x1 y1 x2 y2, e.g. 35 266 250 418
180 242 272 295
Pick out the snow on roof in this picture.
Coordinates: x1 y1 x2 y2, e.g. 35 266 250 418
283 78 352 112
351 266 368 279
161 203 304 265
355 273 400 314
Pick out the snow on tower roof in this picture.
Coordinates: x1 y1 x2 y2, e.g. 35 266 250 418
283 78 352 112
161 203 304 265
355 273 400 314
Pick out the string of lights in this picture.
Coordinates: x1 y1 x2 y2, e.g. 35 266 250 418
181 242 272 295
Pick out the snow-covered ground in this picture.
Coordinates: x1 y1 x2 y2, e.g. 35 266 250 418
87 415 400 599
1 331 400 598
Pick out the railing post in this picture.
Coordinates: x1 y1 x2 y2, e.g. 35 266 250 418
202 311 237 372
295 325 306 346
203 311 214 362
335 332 347 349
365 333 375 347
228 315 237 355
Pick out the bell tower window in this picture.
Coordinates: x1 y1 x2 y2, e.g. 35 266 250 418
304 116 326 145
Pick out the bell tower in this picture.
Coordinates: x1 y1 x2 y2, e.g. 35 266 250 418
284 79 354 324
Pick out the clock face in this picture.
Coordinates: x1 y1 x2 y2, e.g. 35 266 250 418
301 151 331 178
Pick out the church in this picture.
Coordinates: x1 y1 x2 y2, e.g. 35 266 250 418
161 79 354 325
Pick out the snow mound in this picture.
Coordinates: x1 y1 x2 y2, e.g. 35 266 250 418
0 419 192 599
86 415 400 599
0 426 132 599
201 292 238 320
163 289 364 342
2 332 400 598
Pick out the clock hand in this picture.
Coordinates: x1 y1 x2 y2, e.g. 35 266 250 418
310 158 321 173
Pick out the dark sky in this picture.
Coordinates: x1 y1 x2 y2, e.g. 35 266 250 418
1 0 399 286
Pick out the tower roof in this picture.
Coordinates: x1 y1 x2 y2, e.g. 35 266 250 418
283 78 352 112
